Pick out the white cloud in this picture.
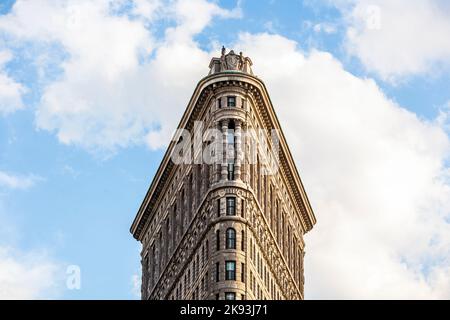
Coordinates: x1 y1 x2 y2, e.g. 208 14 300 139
313 22 337 34
0 246 61 299
335 0 450 81
0 171 43 190
0 50 25 114
129 0 162 20
235 33 450 298
1 0 450 299
131 273 141 298
0 0 238 154
0 179 62 300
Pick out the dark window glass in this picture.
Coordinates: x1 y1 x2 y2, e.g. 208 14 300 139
226 197 236 216
216 262 220 282
218 98 222 108
227 163 235 180
225 261 236 280
216 230 220 250
217 199 221 217
226 228 236 249
227 96 236 107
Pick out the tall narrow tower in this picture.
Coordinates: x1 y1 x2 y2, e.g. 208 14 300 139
130 48 316 300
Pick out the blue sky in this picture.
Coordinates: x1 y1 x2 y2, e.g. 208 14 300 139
0 0 449 299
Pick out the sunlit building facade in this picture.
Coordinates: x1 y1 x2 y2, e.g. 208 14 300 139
130 48 316 300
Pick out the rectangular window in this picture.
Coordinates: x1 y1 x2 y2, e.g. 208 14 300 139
225 292 236 300
226 197 236 216
241 263 245 282
241 231 245 251
217 199 221 217
216 262 220 282
227 163 235 180
225 261 236 280
218 98 222 108
227 130 234 145
216 230 220 251
227 96 236 107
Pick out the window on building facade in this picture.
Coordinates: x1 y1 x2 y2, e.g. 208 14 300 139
227 96 236 107
226 228 236 249
225 292 236 300
225 261 236 280
217 198 221 217
226 197 236 216
216 230 220 250
241 263 245 282
216 262 220 282
241 230 245 250
218 98 222 109
227 163 235 180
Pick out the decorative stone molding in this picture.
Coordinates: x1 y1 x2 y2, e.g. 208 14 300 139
209 47 254 75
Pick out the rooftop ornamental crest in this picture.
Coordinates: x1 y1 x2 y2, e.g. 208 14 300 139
208 46 253 75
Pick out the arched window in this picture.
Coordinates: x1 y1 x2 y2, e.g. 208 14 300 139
226 228 236 249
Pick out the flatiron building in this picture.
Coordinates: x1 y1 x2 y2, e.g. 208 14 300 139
130 48 316 300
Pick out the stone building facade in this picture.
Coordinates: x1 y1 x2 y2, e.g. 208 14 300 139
130 48 316 300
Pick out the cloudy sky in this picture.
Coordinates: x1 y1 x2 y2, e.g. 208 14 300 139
0 0 449 299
